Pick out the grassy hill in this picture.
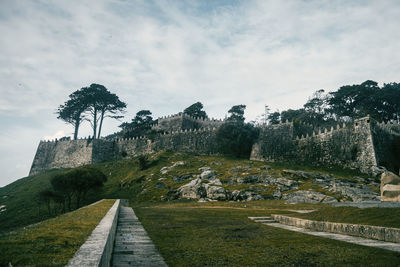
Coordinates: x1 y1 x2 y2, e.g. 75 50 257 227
2 151 400 266
0 150 376 232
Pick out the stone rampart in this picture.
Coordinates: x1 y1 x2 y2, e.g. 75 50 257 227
29 139 94 176
30 113 399 176
152 113 223 132
250 116 400 174
29 128 218 175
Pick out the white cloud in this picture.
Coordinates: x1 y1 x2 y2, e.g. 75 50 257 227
1 0 400 186
43 130 69 141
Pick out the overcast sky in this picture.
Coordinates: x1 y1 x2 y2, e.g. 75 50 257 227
0 0 399 187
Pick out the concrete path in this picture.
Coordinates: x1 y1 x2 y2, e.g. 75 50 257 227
112 207 167 267
250 216 400 253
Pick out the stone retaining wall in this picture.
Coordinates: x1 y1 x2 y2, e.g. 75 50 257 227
272 214 400 243
67 199 121 267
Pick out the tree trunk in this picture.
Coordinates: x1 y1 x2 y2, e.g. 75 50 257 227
74 119 80 140
93 109 97 139
97 110 105 139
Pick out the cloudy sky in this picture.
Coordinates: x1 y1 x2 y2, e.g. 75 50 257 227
0 0 399 186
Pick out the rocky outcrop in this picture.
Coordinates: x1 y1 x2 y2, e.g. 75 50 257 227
174 167 266 202
177 177 206 199
381 172 400 202
283 190 338 204
166 164 380 203
160 161 186 174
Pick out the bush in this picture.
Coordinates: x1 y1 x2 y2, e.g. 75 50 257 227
50 167 107 210
216 122 259 158
138 155 150 170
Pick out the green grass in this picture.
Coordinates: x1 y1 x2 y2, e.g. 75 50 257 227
134 202 400 266
289 206 400 228
0 151 398 266
0 199 115 267
0 151 377 232
0 169 67 232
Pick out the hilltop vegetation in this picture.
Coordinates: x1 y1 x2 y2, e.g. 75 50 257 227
0 151 379 232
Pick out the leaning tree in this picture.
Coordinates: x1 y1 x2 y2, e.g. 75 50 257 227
56 88 88 140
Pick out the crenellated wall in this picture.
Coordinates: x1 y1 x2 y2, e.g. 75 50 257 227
29 128 218 176
29 112 399 176
251 116 399 174
152 113 223 132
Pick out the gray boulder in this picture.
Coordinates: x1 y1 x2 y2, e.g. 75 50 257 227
207 177 222 185
205 185 227 200
173 174 193 183
381 171 400 202
329 183 379 202
370 166 387 177
243 175 262 184
177 178 206 199
160 161 186 174
230 190 264 201
201 170 216 179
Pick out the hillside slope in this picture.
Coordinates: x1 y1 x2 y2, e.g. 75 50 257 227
0 151 380 232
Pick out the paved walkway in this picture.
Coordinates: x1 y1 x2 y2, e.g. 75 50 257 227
250 216 400 253
112 207 167 267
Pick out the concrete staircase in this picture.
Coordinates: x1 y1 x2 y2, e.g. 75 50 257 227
112 206 167 267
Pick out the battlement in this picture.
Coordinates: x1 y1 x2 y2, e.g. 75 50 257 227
151 112 223 132
31 115 399 176
296 122 348 140
252 116 400 175
30 126 219 176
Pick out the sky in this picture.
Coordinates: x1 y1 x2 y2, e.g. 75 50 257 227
0 0 400 187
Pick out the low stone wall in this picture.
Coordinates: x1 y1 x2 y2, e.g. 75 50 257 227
67 199 121 267
272 214 400 243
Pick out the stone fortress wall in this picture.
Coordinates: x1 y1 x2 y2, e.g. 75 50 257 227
29 113 400 176
251 116 400 175
151 113 223 132
29 115 219 176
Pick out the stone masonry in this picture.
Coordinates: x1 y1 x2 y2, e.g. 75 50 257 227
30 114 400 176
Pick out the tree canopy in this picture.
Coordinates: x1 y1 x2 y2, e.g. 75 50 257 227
119 110 155 138
267 80 400 126
56 88 88 140
227 104 246 123
57 84 126 139
50 167 106 209
183 102 207 119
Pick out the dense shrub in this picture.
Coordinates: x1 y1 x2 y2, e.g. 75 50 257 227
216 122 259 158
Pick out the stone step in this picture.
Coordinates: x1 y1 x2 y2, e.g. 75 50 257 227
112 207 167 267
